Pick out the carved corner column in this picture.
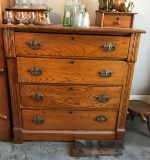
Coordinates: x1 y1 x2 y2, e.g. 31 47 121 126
3 28 23 143
116 33 141 140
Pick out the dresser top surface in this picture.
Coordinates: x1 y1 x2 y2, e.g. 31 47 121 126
1 24 146 35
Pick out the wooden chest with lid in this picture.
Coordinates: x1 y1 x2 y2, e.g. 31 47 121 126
3 25 145 143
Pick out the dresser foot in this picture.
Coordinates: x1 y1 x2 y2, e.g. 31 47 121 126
13 127 23 144
116 129 125 141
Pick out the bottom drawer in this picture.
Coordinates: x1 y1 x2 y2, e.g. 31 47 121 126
22 110 118 130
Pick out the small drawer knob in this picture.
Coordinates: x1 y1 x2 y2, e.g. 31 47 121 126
32 117 44 124
97 95 110 103
98 69 113 78
96 116 107 123
26 39 42 50
31 93 44 102
28 67 43 76
101 42 116 52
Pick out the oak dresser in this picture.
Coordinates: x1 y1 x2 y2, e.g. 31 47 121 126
3 25 145 143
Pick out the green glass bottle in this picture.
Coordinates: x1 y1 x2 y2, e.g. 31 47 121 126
63 0 73 27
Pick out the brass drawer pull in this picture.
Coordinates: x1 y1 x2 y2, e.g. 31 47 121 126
101 42 116 52
96 116 107 123
97 95 110 103
31 93 44 102
0 114 8 120
28 67 43 76
32 117 44 124
98 69 113 78
26 39 42 50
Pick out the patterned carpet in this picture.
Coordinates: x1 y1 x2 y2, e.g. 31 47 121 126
0 117 150 160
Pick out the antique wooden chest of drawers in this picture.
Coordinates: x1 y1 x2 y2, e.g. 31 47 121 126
3 26 145 143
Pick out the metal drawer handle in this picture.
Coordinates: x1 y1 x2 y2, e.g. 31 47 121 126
97 95 110 103
31 93 44 102
98 69 113 78
32 117 44 124
96 116 107 123
0 114 8 120
28 66 43 76
101 42 116 52
26 39 42 50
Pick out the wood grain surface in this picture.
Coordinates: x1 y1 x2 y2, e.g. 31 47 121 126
17 58 126 85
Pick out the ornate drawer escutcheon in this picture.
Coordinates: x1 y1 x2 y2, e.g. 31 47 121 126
31 93 44 102
32 117 44 124
26 39 42 50
28 67 44 76
97 95 110 103
98 69 113 78
101 42 116 52
96 116 108 123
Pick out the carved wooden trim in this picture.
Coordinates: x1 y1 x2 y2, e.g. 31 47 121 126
127 33 141 62
116 63 135 140
7 59 22 128
3 28 16 57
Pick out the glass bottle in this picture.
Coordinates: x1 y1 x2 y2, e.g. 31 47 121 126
63 0 73 27
72 0 78 27
21 0 28 8
13 0 19 8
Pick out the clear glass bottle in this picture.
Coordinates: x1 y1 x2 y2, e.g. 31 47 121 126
72 0 78 27
21 0 28 8
63 0 73 27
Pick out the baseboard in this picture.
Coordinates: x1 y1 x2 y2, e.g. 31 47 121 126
130 95 150 103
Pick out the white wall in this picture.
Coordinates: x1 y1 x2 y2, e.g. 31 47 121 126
41 0 150 95
131 1 150 95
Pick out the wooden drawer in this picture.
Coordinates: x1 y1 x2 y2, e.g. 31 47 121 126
15 32 130 59
95 12 135 28
17 58 126 85
20 85 122 110
22 110 118 130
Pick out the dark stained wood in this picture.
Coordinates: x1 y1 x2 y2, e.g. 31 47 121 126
72 139 124 157
0 25 12 141
17 58 126 85
128 100 150 134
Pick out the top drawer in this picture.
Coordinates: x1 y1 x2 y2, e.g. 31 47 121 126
15 32 130 59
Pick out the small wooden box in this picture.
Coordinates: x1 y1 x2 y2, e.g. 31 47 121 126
72 139 124 157
95 12 137 28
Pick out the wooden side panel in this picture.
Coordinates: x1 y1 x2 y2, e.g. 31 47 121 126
116 63 135 140
128 33 141 62
0 1 12 141
3 28 15 57
7 59 23 143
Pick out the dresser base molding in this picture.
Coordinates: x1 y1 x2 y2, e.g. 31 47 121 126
22 130 116 141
